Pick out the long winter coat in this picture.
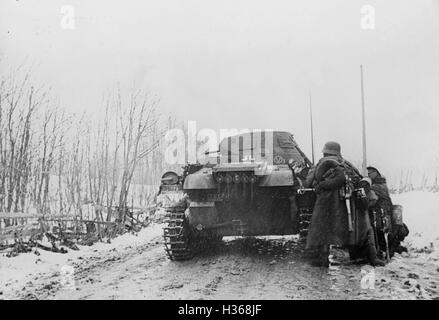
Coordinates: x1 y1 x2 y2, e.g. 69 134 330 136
305 156 350 249
370 176 393 214
350 190 374 248
305 156 373 250
370 176 409 252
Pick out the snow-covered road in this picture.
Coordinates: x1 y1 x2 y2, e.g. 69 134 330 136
1 191 439 300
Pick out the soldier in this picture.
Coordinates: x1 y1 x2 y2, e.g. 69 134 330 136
347 177 385 266
304 142 346 267
305 142 385 267
367 166 409 257
303 142 351 266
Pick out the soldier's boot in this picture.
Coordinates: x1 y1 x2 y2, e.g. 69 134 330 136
310 245 329 267
394 244 408 254
348 246 368 264
366 244 386 267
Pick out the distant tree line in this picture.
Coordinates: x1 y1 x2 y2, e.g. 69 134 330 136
0 64 175 227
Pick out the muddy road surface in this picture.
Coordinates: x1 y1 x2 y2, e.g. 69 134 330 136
6 224 439 300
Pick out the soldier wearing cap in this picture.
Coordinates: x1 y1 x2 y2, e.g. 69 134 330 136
347 177 385 266
367 166 393 215
367 166 409 257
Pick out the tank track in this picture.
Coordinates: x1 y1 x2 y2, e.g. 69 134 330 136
163 207 194 261
298 208 313 238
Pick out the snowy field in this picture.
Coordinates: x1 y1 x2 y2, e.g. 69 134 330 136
392 191 439 254
0 224 164 298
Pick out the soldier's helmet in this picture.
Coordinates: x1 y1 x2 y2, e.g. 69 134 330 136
322 141 341 157
360 177 372 186
358 177 372 190
366 165 381 177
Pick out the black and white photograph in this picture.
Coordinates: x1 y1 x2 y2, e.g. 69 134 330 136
1 0 439 304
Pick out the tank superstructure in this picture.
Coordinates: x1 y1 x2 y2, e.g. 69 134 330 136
158 131 316 260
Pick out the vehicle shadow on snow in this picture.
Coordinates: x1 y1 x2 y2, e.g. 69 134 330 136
193 236 309 262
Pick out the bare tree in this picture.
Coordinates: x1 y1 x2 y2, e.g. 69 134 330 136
112 90 160 226
1 62 169 240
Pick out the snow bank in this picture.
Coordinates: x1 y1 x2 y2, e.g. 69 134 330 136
0 223 163 298
392 191 439 252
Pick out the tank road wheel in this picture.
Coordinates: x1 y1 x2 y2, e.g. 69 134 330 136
163 209 194 261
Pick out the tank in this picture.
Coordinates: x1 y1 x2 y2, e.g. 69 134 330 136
158 131 316 260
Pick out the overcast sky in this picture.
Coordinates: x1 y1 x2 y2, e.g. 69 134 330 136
1 0 439 185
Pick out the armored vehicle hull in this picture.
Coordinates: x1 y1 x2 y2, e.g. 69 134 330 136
158 131 316 260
